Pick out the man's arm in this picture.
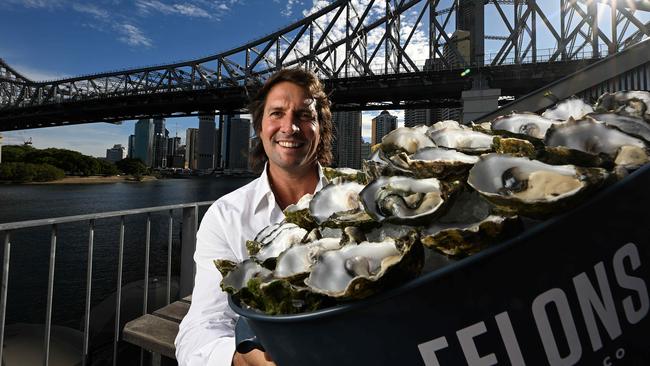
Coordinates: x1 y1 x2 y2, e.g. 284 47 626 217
175 202 239 366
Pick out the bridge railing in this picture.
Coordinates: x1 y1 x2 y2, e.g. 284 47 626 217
0 201 215 366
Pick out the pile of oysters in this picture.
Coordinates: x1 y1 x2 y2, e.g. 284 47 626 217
217 90 650 315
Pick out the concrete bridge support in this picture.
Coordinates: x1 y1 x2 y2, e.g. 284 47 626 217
461 88 501 123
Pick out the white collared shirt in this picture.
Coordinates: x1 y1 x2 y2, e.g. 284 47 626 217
175 164 327 366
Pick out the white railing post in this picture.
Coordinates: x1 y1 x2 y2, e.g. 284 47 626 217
180 205 198 297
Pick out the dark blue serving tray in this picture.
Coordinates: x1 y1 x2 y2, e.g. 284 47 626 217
230 163 650 366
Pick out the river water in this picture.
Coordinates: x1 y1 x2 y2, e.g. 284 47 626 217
0 176 254 363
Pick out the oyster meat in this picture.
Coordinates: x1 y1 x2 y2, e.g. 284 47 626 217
304 232 421 299
467 153 609 218
388 147 479 179
491 112 559 139
426 127 494 154
274 237 342 279
247 222 308 266
360 176 457 224
421 190 521 257
545 117 649 169
380 125 435 154
309 181 373 227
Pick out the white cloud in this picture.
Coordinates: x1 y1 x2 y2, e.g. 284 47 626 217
115 23 153 47
136 0 212 18
72 3 109 19
281 0 302 17
4 0 64 9
6 64 68 82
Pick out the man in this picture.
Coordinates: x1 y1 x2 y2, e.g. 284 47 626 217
175 68 333 366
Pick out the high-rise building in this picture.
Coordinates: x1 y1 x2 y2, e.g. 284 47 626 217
152 118 168 168
371 110 397 145
332 111 362 169
166 136 182 168
360 139 371 163
198 114 216 170
223 116 251 171
105 144 125 163
133 119 154 166
404 109 432 127
127 135 135 159
185 128 199 170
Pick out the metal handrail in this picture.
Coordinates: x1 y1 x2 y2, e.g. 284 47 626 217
0 200 216 366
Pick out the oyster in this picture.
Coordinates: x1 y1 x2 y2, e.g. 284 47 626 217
595 91 650 120
309 181 374 228
219 259 273 294
587 112 650 143
362 148 412 180
426 127 494 154
545 117 649 169
428 120 465 132
360 176 458 224
284 194 316 229
380 125 435 154
542 97 594 121
246 222 308 266
304 231 422 299
322 166 367 184
388 147 479 179
421 190 521 257
467 154 609 218
274 237 342 280
491 112 559 140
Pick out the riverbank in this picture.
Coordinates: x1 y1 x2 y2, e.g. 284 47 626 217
26 175 158 184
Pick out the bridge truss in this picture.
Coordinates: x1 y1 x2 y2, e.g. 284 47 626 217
0 0 649 130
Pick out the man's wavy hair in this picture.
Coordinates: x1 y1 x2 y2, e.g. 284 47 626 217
248 68 333 172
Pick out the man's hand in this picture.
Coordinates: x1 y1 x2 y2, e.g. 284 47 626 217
232 350 276 366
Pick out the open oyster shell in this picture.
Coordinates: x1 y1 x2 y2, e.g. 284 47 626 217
309 181 374 228
363 148 413 180
545 117 650 169
284 194 316 230
360 176 459 224
421 190 522 257
467 154 610 218
387 147 479 180
426 127 494 154
587 112 650 143
304 231 422 299
246 222 308 267
274 237 342 280
595 91 650 120
542 97 594 121
490 112 560 140
380 125 435 154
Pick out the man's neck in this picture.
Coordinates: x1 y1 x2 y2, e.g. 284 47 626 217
267 163 320 210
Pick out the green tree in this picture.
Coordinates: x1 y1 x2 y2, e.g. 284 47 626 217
115 158 148 176
98 159 120 176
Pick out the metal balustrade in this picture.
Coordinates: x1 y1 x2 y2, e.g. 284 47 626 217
0 201 215 366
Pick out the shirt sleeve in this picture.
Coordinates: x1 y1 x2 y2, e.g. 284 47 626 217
175 201 241 366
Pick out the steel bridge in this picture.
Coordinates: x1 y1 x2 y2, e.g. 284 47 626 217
1 0 649 131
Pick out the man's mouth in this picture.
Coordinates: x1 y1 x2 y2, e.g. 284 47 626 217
277 141 304 148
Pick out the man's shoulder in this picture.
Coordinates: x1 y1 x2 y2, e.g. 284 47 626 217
212 176 264 211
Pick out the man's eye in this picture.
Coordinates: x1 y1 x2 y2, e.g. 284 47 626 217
270 111 283 118
300 113 316 121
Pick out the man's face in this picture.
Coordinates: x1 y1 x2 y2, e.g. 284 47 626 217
260 81 321 173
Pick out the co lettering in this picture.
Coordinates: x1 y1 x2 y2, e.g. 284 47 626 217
602 348 625 366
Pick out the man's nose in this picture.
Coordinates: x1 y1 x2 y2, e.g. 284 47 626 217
279 114 300 134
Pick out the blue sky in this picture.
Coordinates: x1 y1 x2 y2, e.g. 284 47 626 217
0 0 399 156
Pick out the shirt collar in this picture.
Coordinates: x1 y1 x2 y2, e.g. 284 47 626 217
252 162 328 216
